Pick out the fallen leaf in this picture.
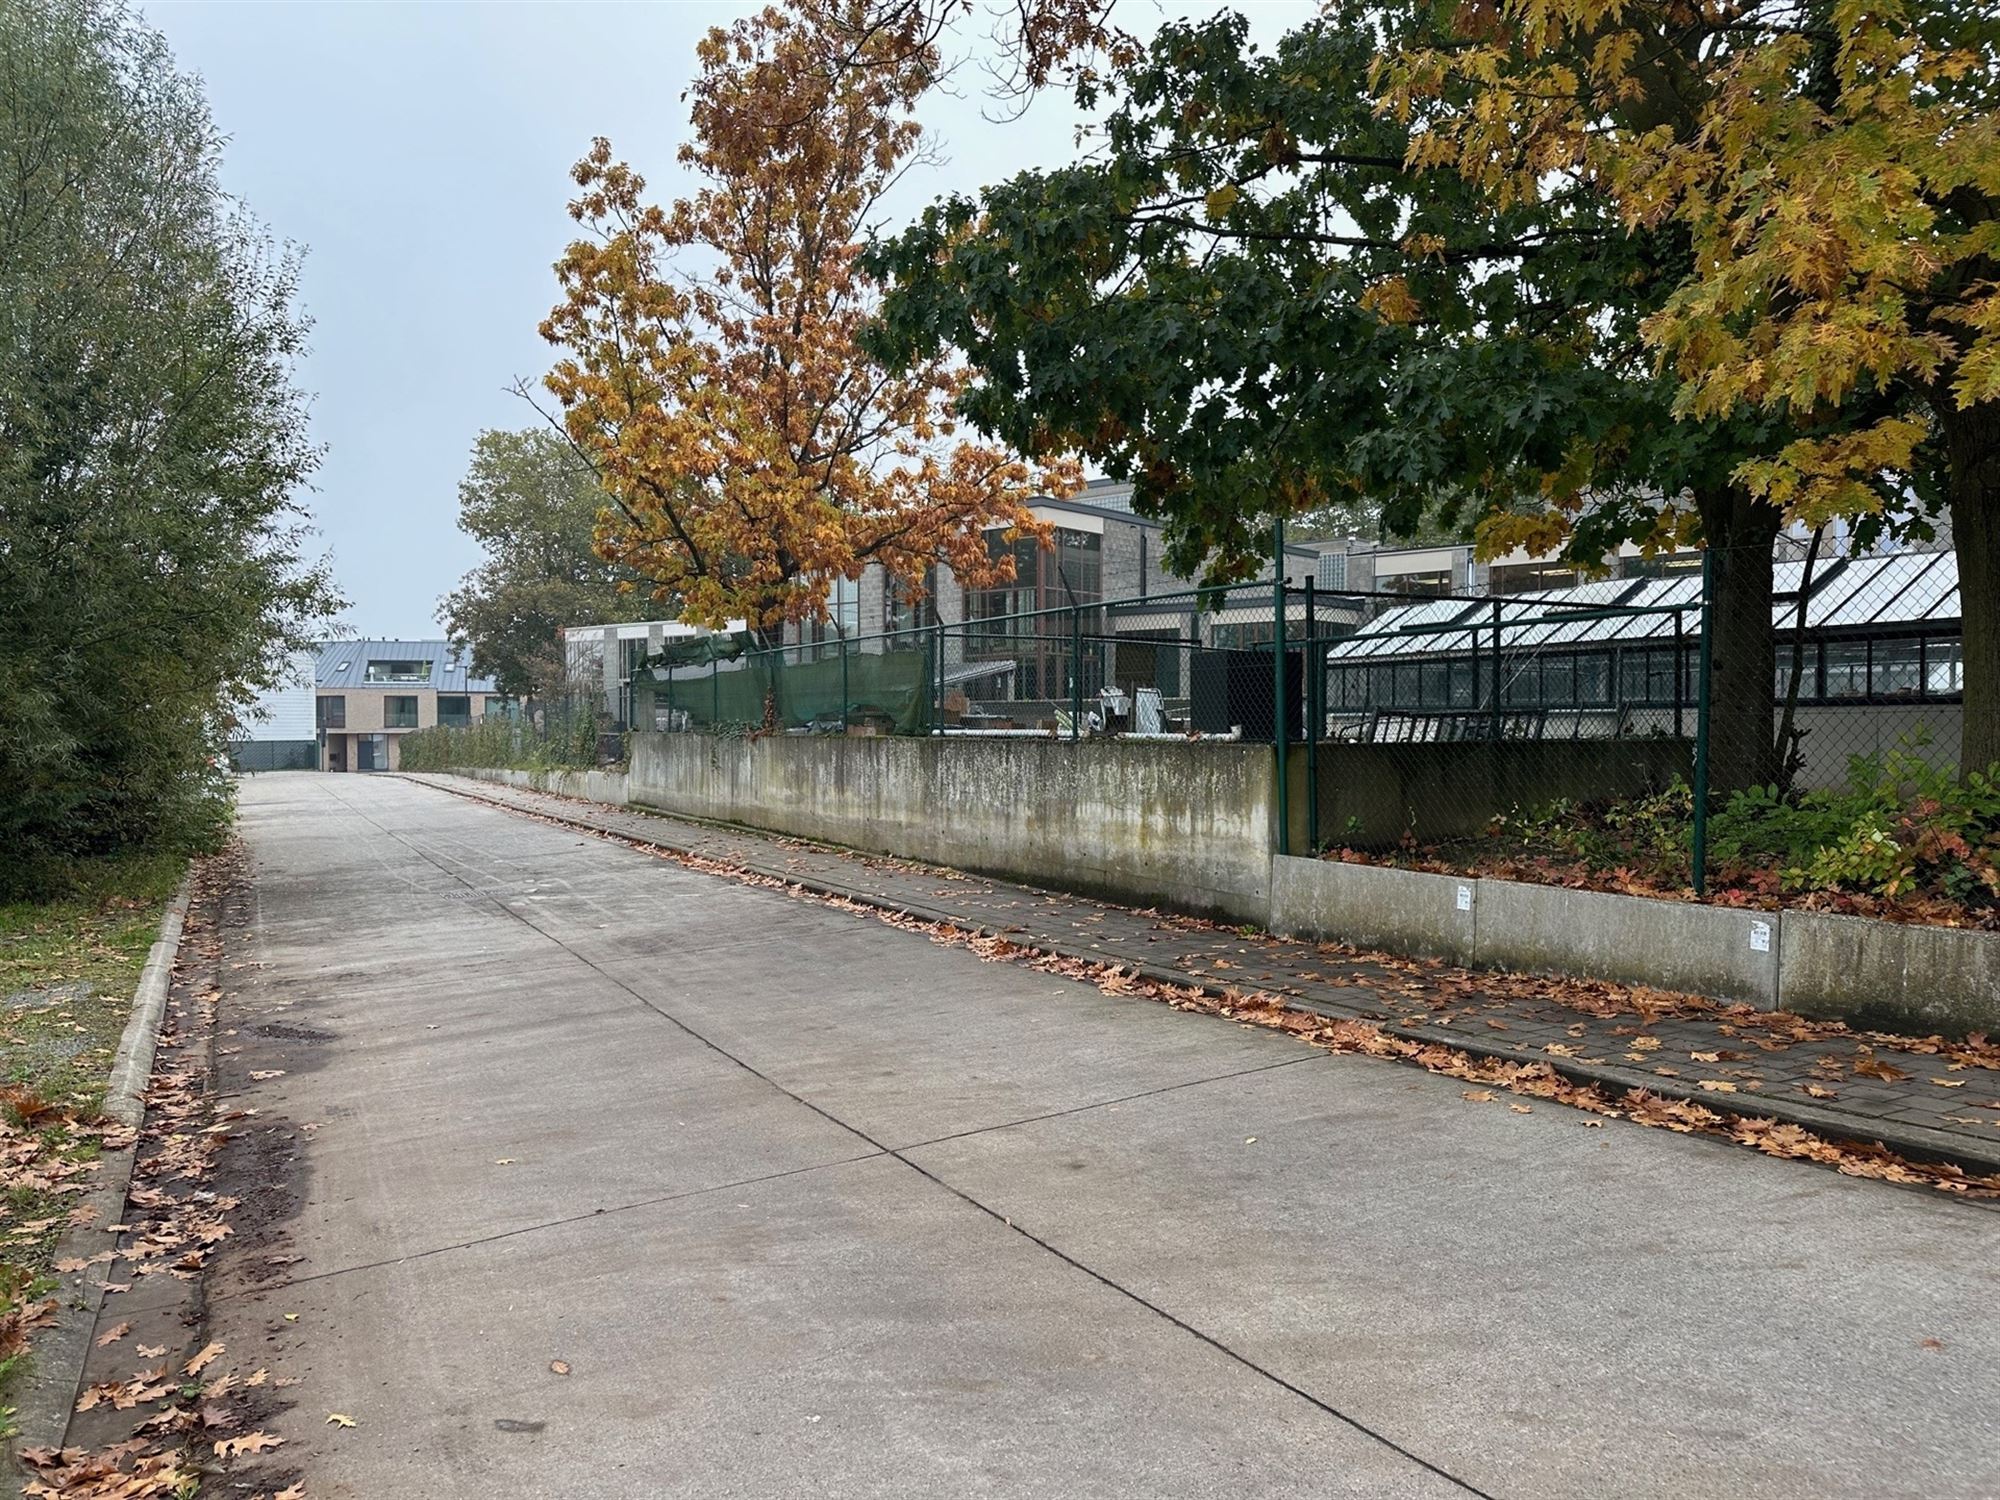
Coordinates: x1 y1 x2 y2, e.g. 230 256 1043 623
213 1431 284 1458
1918 1337 1945 1352
1698 1080 1739 1094
1461 1090 1495 1103
1854 1059 1913 1082
184 1341 224 1376
1243 1136 1257 1145
94 1321 132 1348
326 1412 357 1428
276 1487 306 1500
137 1343 166 1358
1930 1079 1966 1089
1800 1084 1839 1100
550 1359 571 1376
1509 1104 1532 1114
1581 1120 1605 1128
1691 1051 1721 1063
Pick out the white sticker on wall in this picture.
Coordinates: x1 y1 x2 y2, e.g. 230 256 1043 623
1749 920 1771 953
1456 884 1473 913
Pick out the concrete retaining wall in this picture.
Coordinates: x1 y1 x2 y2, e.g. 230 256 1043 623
460 765 631 806
627 732 1275 920
1474 879 1779 1007
1269 858 1479 967
1779 911 2000 1036
1270 855 1996 1031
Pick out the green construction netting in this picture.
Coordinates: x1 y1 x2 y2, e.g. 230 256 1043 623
636 645 933 735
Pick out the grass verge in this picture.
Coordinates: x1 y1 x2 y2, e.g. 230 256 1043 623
0 851 184 1404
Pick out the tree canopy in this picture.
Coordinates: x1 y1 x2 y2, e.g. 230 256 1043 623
865 1 1796 785
439 429 635 703
538 0 1076 635
0 0 339 893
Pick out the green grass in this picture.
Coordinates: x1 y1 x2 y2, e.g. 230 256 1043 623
0 850 184 1401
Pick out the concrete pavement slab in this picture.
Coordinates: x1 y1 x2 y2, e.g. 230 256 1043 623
215 1154 1468 1500
204 775 2000 1500
908 1056 2000 1500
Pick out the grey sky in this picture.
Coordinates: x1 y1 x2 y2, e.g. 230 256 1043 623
143 1 1313 637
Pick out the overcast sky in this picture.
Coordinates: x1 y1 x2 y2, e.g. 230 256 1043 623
142 1 1313 638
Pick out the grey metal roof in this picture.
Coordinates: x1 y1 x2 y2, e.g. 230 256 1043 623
1327 551 1959 662
313 640 498 693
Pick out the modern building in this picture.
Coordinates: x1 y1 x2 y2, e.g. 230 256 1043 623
312 641 506 772
226 651 319 772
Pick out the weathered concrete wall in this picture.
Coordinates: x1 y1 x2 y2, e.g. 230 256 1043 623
459 765 631 807
1475 879 1780 1008
628 732 1276 920
1291 738 1691 851
1270 858 1478 967
1779 911 2000 1036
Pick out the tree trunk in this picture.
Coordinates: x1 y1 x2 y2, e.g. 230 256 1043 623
1942 401 2000 776
1696 488 1783 796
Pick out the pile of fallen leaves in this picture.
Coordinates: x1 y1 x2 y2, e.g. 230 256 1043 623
20 848 304 1500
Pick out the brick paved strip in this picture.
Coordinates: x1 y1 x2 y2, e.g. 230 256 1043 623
401 772 2000 1179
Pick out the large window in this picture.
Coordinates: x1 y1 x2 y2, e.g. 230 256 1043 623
1823 641 1870 699
317 695 345 729
384 695 420 729
1489 561 1580 595
365 660 430 683
1926 638 1963 696
437 694 471 727
1869 639 1923 699
1382 569 1451 597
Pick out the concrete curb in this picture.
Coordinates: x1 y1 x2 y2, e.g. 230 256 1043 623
8 872 195 1473
102 881 192 1128
412 774 2000 1182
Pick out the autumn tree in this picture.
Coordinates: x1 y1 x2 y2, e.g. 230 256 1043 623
1385 0 2000 773
439 428 634 703
868 3 1794 789
539 0 1074 637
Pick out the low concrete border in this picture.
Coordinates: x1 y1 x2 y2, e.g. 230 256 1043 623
1270 857 1478 967
1474 877 1780 1008
1780 911 2000 1037
9 872 194 1471
413 772 2000 1177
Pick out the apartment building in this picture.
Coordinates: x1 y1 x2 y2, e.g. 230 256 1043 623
314 641 506 772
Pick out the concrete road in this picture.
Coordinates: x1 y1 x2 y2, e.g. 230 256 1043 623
209 775 2000 1499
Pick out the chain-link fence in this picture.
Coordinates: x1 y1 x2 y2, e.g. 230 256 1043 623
619 539 1988 919
633 586 1304 741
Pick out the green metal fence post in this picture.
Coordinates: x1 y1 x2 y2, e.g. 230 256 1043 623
938 622 947 736
1691 551 1717 896
712 651 719 727
1304 577 1318 852
1070 606 1082 742
840 631 848 734
1273 517 1289 857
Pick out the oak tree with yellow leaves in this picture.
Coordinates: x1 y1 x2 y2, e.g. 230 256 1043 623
539 0 1073 636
